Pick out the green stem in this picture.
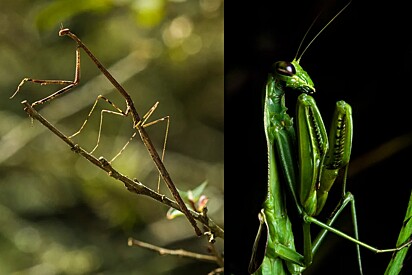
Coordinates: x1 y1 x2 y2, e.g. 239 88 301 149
385 190 412 275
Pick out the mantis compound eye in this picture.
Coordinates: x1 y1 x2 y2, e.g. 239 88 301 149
274 61 296 76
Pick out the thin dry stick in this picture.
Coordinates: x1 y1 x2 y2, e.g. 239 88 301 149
128 238 220 263
21 100 224 239
13 28 201 236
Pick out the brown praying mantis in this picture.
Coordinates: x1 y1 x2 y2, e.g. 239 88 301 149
10 26 202 237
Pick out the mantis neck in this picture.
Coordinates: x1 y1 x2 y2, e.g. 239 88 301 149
264 76 292 141
265 76 290 123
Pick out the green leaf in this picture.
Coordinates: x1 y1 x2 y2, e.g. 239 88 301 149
167 181 208 219
189 181 208 203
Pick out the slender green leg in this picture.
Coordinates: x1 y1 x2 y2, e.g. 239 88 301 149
311 166 362 273
302 178 412 275
301 189 362 273
310 190 362 273
306 213 412 254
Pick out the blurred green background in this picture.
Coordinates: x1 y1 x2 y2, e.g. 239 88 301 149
0 0 223 274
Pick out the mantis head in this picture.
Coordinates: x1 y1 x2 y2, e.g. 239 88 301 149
272 0 352 97
272 60 315 94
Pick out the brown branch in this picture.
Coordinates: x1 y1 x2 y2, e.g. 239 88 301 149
128 238 220 263
22 100 224 239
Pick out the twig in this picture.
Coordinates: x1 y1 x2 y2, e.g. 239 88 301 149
22 100 224 239
128 238 219 263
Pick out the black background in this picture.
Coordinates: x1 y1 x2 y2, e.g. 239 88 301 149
225 0 412 274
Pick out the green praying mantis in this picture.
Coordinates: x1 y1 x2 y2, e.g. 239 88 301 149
248 2 412 274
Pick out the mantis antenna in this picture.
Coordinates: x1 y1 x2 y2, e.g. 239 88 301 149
296 0 352 62
294 14 320 61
